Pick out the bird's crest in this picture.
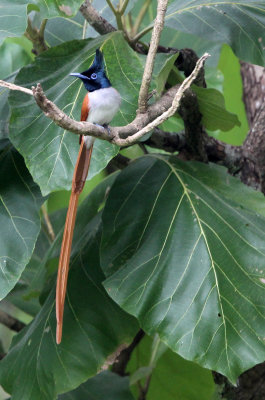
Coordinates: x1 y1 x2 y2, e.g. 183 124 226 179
70 48 110 91
90 49 104 71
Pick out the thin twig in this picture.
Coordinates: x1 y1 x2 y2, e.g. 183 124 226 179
80 1 116 35
41 204 55 241
39 18 48 38
138 374 152 400
133 25 153 42
82 19 88 39
138 0 169 114
119 0 130 15
0 80 33 96
0 309 26 332
25 17 49 55
106 0 117 15
112 329 145 375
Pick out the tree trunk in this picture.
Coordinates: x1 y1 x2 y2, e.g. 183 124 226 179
213 62 265 400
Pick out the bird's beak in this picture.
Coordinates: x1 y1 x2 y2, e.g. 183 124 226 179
70 72 89 80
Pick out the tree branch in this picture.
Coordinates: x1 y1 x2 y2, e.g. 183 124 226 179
0 80 33 96
116 53 210 146
0 309 26 332
80 1 116 35
205 136 242 170
137 0 169 113
41 204 55 242
0 53 209 148
145 128 186 152
25 17 49 55
112 329 145 375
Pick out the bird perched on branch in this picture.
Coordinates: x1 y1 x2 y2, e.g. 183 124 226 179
56 49 121 344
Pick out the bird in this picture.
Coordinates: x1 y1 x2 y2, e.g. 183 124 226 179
56 48 121 344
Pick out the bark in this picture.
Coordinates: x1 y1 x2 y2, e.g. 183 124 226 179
213 363 265 400
240 63 265 192
240 62 265 126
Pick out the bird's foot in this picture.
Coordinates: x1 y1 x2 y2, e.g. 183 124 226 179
94 123 111 135
103 124 111 136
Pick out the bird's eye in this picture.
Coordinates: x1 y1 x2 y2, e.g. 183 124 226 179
91 73 97 79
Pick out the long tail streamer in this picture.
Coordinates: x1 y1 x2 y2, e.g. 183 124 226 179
56 137 93 344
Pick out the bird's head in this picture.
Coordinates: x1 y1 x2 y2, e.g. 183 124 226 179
70 49 111 92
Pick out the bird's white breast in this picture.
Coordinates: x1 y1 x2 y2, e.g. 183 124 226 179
86 87 121 125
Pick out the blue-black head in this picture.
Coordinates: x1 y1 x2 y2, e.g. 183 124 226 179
70 49 111 92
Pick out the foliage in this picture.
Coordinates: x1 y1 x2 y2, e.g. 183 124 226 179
0 0 265 399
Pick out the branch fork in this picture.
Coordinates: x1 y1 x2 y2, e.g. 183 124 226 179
0 53 209 148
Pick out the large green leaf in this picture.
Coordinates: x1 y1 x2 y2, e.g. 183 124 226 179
9 32 143 195
5 222 51 316
101 155 265 383
45 12 98 47
164 0 265 66
0 1 28 45
59 371 134 400
0 211 138 399
0 145 43 300
128 335 215 400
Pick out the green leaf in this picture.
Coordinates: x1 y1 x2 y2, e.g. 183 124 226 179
175 161 265 218
59 371 134 400
212 44 249 145
0 212 138 399
0 145 43 300
101 155 265 383
34 0 84 18
160 28 223 68
9 32 143 195
193 86 241 131
45 12 97 47
0 1 28 45
128 335 215 400
153 53 179 96
0 73 17 139
0 38 32 80
164 0 265 66
6 224 51 316
0 37 33 139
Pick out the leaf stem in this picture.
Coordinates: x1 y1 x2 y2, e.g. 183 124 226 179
132 0 152 36
133 25 153 42
82 19 88 39
106 0 117 15
119 0 130 15
41 204 55 242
